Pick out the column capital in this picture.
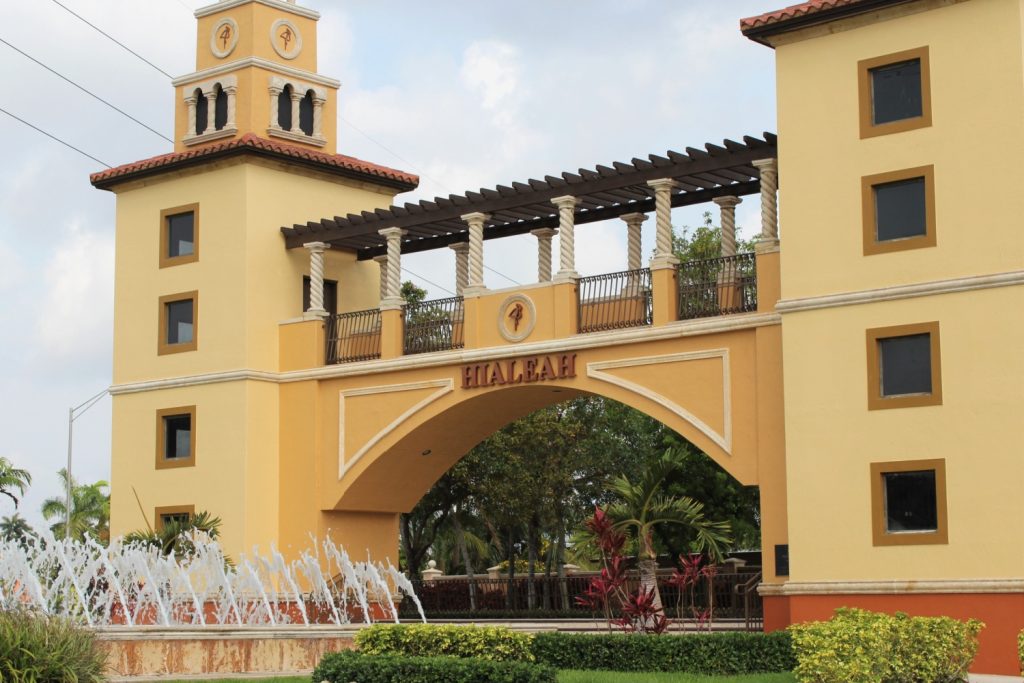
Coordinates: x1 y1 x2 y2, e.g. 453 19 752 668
372 254 388 264
448 242 470 254
290 91 304 102
530 228 557 239
204 90 218 101
752 158 778 174
460 212 490 224
647 178 679 192
184 94 198 105
713 196 743 209
551 195 580 210
303 241 330 254
378 227 407 240
620 212 649 225
269 86 282 96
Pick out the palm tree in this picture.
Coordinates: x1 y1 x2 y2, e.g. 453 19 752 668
124 510 223 559
605 447 731 616
0 457 32 508
41 469 110 543
0 512 36 547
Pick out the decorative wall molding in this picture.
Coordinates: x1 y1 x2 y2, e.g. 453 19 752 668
183 128 238 146
496 293 536 342
588 350 732 454
172 57 340 89
108 312 780 395
759 578 1024 597
776 270 1024 314
267 128 326 147
338 379 454 477
194 0 320 21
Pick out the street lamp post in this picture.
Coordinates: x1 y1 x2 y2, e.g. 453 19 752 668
65 389 107 541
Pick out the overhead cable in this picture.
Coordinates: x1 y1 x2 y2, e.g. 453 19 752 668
0 106 111 167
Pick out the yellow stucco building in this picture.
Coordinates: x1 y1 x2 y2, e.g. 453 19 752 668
92 0 1024 673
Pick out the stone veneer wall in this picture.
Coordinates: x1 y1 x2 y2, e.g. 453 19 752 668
96 626 359 678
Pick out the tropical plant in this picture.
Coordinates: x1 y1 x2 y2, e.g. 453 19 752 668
123 510 223 558
0 512 36 548
603 447 731 618
0 609 107 683
0 456 32 508
40 469 109 543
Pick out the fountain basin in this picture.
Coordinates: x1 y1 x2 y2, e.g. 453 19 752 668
96 625 361 678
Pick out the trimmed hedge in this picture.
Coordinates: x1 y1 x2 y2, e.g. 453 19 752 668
356 624 534 662
530 631 796 674
0 610 107 683
313 650 556 683
789 608 983 683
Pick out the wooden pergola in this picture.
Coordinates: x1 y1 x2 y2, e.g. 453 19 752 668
281 133 777 258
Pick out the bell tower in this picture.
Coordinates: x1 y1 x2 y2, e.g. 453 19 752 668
172 0 339 153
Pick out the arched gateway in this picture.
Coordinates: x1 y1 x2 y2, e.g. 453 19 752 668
94 0 1024 674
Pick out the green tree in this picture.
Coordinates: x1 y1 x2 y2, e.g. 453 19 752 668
0 513 36 548
400 280 428 305
604 447 731 615
124 510 223 558
0 457 32 508
673 210 758 263
41 470 109 543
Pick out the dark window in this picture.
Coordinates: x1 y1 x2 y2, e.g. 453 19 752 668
883 469 938 533
299 91 314 135
874 177 926 242
278 85 293 130
166 299 194 345
167 212 194 258
774 544 790 577
163 413 192 460
879 333 932 397
303 276 338 315
195 89 208 135
160 512 191 527
871 59 922 125
214 86 228 130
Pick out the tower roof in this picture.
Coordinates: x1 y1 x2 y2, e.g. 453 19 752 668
90 133 418 191
741 0 916 45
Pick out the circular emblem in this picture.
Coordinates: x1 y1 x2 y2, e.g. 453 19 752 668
210 18 238 58
270 19 302 60
498 294 536 343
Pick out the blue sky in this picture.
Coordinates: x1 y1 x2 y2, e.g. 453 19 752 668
0 0 783 530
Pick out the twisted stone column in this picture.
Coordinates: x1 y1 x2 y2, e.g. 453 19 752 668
713 196 742 257
647 179 680 267
378 228 406 309
531 228 557 283
461 212 489 291
304 242 330 317
551 196 580 281
620 212 647 271
753 158 779 239
373 255 388 301
449 242 470 295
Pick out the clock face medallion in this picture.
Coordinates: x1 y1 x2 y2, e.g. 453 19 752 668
270 19 302 60
210 18 238 58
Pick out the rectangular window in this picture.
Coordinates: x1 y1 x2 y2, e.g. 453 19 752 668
866 322 942 410
859 47 931 138
862 166 935 255
158 291 198 354
156 406 195 469
159 204 199 267
154 505 195 532
871 459 947 546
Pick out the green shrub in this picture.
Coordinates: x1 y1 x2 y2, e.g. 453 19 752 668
0 609 107 683
789 608 983 683
529 631 795 674
313 650 555 683
355 623 534 662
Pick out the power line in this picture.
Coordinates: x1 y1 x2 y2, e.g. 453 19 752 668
0 106 111 167
401 268 456 297
484 264 520 285
0 37 173 143
50 0 174 79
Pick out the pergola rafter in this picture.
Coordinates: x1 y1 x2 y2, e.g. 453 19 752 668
281 133 777 259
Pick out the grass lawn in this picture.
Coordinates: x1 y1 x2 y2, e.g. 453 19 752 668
557 674 795 683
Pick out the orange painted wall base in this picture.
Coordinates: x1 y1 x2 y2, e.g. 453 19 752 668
763 593 1024 675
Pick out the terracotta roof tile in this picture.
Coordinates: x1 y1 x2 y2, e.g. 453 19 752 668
740 0 869 30
90 133 418 190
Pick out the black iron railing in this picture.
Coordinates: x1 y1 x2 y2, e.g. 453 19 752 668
578 268 653 334
677 253 757 321
325 308 382 364
397 570 763 628
404 296 465 355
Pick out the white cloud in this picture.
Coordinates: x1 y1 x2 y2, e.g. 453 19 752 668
460 41 522 110
35 224 114 360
